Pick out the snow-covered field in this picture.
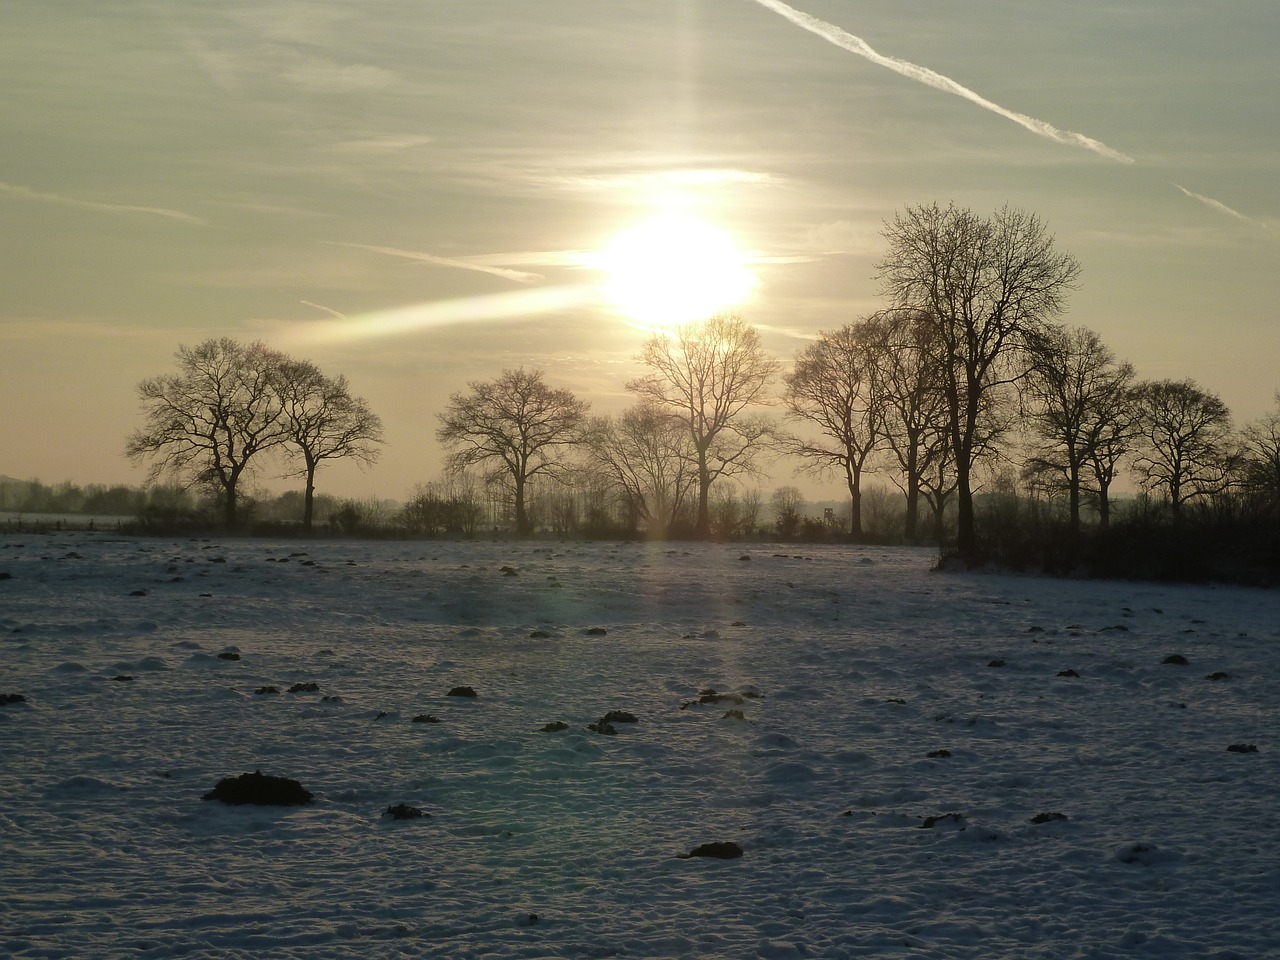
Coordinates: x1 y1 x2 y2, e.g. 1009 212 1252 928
2 534 1277 959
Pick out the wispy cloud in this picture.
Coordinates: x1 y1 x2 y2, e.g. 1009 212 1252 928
557 167 779 193
0 181 206 225
300 300 349 321
285 286 597 345
332 242 544 283
1174 184 1252 223
324 135 435 156
746 0 1133 163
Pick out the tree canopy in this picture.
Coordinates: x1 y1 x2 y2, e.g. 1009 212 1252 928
435 367 589 536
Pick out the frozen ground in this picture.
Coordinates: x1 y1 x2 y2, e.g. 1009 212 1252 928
1 533 1277 959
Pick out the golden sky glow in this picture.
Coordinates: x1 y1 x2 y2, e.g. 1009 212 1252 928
1 1 1277 497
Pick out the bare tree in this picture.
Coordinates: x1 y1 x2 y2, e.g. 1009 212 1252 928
770 485 805 539
874 309 953 543
1242 392 1280 518
1132 379 1237 518
877 203 1080 559
1023 325 1137 534
590 403 697 538
436 368 588 535
709 483 754 540
783 320 886 539
628 313 780 538
273 359 384 534
126 338 287 529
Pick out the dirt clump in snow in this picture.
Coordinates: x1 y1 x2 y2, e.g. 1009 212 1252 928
678 841 744 860
203 770 313 806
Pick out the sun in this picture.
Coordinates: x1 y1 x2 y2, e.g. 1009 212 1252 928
596 213 756 327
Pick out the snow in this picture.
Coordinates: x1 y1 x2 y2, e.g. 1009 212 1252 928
1 534 1277 959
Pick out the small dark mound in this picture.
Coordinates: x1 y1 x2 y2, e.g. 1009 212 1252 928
1162 654 1190 666
412 714 440 724
217 652 241 661
288 682 320 693
1 693 27 705
722 709 747 721
529 630 551 639
678 841 743 860
585 627 608 636
129 590 148 597
541 721 569 732
1030 811 1069 824
920 813 966 829
599 710 638 724
255 686 280 695
110 675 133 682
1057 669 1080 678
739 555 751 562
1227 743 1258 753
987 658 1006 668
700 692 744 705
1206 671 1231 681
587 721 617 735
883 697 907 705
927 749 952 758
383 803 428 820
447 686 477 698
500 566 518 577
203 770 312 806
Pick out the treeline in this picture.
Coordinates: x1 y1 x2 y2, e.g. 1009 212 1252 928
0 477 187 519
79 201 1279 581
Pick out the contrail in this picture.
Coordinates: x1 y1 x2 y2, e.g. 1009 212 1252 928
1174 184 1251 222
0 180 207 224
746 0 1134 163
332 241 544 283
300 300 349 321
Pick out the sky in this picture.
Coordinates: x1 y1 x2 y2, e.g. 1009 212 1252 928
3 0 1278 504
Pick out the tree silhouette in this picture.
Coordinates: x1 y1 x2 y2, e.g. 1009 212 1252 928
628 314 779 539
873 310 954 543
878 203 1080 560
436 368 588 535
273 359 384 534
126 338 287 529
1132 379 1237 518
783 320 887 539
590 403 697 537
1024 325 1137 533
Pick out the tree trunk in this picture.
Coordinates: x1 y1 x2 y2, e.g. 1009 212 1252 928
1067 461 1081 537
223 478 238 531
1097 479 1111 528
302 458 317 535
903 449 920 542
694 458 712 540
847 470 863 542
514 474 530 535
954 456 976 560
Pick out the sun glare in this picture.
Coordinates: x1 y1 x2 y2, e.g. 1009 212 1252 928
597 213 756 328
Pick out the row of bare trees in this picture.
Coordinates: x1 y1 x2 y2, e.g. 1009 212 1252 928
433 203 1279 561
434 314 779 539
126 338 383 532
125 203 1280 565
